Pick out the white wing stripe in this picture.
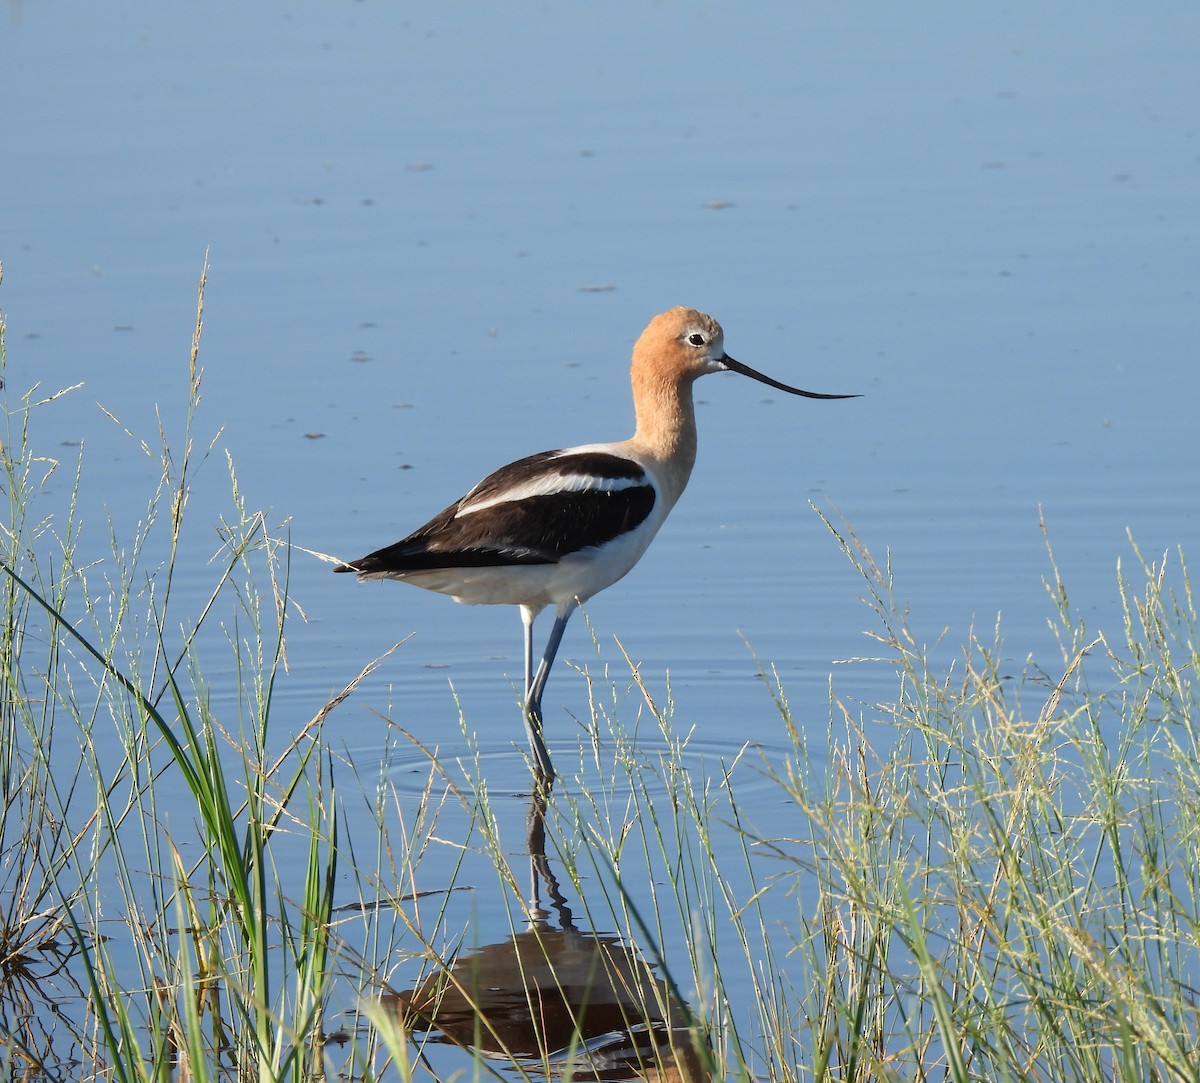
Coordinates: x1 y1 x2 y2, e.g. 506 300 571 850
457 471 647 517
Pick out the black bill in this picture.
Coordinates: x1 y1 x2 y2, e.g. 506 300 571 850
721 355 859 400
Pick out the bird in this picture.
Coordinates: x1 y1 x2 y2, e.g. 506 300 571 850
336 306 857 784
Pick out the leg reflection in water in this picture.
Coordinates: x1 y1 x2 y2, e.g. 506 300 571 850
525 785 574 929
387 790 711 1081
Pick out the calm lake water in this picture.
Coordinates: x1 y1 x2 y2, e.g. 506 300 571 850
3 1 1198 1074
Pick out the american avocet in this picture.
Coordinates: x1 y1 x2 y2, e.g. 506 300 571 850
336 306 857 782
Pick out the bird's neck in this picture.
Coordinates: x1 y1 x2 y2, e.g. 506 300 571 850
629 368 699 507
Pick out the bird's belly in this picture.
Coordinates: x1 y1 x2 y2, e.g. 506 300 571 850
398 523 660 608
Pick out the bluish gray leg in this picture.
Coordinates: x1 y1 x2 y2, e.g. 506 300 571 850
524 601 577 783
519 604 540 700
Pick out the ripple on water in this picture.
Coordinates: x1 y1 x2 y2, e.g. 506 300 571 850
350 732 806 806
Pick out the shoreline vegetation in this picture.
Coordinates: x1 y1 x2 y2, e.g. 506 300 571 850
1 263 1197 1080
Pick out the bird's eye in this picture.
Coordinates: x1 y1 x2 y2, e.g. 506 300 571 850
686 332 707 347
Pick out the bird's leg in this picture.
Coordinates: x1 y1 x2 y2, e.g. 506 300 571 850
523 601 577 785
524 701 555 785
528 606 574 712
519 604 539 701
520 604 553 784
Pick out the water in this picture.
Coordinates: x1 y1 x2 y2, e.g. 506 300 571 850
3 1 1198 1074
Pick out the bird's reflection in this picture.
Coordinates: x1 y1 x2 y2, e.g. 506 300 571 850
386 790 710 1082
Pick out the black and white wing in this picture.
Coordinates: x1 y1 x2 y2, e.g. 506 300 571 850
337 449 658 577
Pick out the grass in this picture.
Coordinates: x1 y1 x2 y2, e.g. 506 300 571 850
0 258 1197 1080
